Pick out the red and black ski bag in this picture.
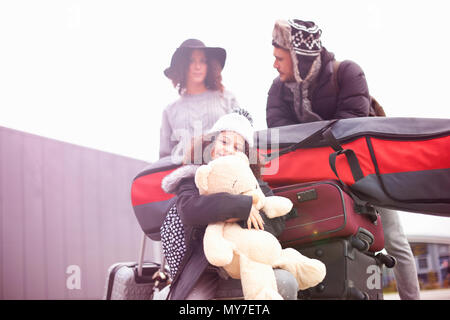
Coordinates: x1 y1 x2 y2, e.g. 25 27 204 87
257 117 450 216
131 157 181 240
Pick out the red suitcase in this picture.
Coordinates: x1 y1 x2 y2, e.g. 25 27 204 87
273 180 385 252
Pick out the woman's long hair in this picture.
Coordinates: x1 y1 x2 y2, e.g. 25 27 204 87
169 49 224 94
183 134 264 180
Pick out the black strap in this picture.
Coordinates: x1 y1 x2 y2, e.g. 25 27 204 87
106 265 121 300
323 128 378 223
332 60 342 93
329 148 379 223
323 127 364 183
329 149 365 183
322 126 344 152
265 119 339 160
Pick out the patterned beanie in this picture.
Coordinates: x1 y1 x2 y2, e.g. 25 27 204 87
272 19 323 82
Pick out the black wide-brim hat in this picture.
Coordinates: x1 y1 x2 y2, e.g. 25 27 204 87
164 39 227 79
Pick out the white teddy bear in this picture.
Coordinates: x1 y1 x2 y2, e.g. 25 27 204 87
195 152 326 300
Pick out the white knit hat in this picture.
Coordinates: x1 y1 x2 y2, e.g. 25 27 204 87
208 112 254 147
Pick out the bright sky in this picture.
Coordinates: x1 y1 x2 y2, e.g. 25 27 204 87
1 0 449 236
1 0 450 162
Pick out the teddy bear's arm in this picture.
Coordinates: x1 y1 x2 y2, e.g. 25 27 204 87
262 196 293 218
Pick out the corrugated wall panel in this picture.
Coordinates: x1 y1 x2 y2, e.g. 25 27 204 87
80 149 103 299
23 134 47 299
42 138 67 299
1 129 25 299
1 126 157 299
98 152 119 281
63 143 85 299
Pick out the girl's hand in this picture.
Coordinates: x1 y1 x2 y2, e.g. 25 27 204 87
247 205 265 230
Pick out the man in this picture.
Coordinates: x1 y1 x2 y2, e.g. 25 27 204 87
267 19 370 127
266 19 420 300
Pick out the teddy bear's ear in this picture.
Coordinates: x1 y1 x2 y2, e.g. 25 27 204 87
234 152 249 165
195 165 212 193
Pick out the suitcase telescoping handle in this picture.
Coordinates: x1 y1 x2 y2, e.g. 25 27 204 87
137 233 169 291
137 232 148 277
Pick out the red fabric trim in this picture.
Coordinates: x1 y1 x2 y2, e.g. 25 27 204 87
371 136 450 174
131 169 177 206
262 135 450 187
262 139 376 187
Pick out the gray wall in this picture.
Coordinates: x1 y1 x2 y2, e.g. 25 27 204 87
0 126 160 299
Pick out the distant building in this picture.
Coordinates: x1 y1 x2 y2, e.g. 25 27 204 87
383 235 450 291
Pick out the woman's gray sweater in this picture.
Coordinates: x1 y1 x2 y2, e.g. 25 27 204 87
159 89 239 163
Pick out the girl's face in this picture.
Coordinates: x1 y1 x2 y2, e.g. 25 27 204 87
210 131 246 160
187 49 208 86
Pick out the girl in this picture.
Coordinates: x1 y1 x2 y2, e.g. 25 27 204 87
160 39 240 163
160 112 299 300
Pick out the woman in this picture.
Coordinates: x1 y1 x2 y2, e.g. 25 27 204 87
160 38 240 163
160 112 299 300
